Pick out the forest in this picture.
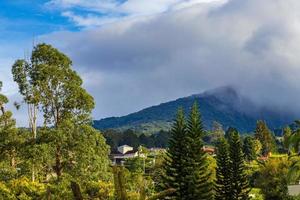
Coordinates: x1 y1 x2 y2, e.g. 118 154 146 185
1 43 300 200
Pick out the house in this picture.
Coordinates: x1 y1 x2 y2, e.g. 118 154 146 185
111 145 145 165
288 185 300 196
118 145 133 154
202 146 215 155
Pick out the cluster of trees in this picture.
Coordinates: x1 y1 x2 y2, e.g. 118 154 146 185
158 103 249 199
103 129 170 151
0 44 111 198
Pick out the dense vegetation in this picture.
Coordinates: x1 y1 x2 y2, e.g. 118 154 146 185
1 43 300 199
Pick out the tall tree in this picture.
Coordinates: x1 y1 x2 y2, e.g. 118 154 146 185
12 59 40 181
243 136 256 161
11 44 110 182
283 126 292 154
0 81 21 178
215 138 232 200
184 102 214 200
228 128 250 200
12 59 39 139
161 108 187 199
254 120 276 156
29 44 95 179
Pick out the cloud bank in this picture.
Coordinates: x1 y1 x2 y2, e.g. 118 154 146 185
30 0 300 120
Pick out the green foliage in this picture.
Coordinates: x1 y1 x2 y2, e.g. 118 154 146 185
183 102 214 200
161 108 187 199
254 120 276 156
161 103 214 200
5 43 112 199
228 128 250 200
258 158 289 200
283 126 292 153
215 138 232 200
243 136 257 161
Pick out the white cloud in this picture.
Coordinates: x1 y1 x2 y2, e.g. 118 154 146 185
37 0 300 121
47 0 224 27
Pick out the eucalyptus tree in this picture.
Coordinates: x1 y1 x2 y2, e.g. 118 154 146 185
12 50 42 182
11 44 110 183
12 60 39 139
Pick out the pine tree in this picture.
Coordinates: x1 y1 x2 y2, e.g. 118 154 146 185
254 120 276 156
161 108 187 199
215 138 232 200
283 126 292 154
184 102 214 200
228 128 250 200
243 136 256 161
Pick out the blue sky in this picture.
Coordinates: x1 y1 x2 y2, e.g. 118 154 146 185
0 0 75 42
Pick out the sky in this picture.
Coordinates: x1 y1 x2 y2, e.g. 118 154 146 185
1 0 300 126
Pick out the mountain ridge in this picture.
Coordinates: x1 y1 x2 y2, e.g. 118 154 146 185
93 86 296 134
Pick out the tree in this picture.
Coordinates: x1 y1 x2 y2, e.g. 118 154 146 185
11 44 110 183
12 58 41 182
243 136 256 161
254 121 276 156
183 102 214 200
215 138 232 200
121 130 139 149
253 139 262 156
258 158 289 200
228 128 250 200
283 126 292 154
161 108 187 199
0 81 22 177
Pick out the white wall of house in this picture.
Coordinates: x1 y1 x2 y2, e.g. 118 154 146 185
118 145 133 154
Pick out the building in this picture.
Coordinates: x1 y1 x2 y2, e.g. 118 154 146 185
112 145 145 165
118 145 133 154
202 146 215 155
288 185 300 196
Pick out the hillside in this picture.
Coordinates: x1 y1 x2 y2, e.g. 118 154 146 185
93 86 295 134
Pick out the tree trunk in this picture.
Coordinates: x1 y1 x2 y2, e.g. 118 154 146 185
55 145 62 179
71 181 83 200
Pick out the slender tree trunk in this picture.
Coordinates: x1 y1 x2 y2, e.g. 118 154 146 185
10 154 16 169
71 181 83 200
28 104 38 182
46 187 51 200
0 104 7 126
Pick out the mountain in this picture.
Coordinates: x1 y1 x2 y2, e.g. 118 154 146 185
93 86 296 134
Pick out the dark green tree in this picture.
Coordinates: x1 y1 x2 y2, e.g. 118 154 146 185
184 102 214 200
243 136 256 161
254 120 276 156
228 128 250 200
121 129 139 149
161 108 187 199
215 138 232 200
283 126 292 154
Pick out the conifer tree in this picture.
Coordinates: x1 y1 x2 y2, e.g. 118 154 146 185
215 138 232 200
184 102 214 200
283 126 292 154
161 108 187 199
243 136 256 161
254 120 276 156
228 128 250 200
